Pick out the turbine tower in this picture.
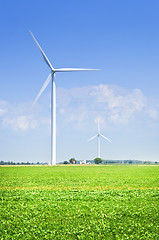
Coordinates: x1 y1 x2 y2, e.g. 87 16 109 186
88 123 111 158
30 31 99 165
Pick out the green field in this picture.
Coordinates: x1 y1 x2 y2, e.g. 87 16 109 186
0 165 158 239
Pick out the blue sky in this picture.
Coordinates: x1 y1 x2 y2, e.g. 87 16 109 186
0 0 159 163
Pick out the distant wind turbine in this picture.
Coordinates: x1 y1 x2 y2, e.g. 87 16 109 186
88 123 111 158
30 31 100 165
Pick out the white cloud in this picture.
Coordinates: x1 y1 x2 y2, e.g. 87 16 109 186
148 109 158 119
94 117 105 124
0 84 158 132
0 101 49 132
0 101 8 117
2 114 40 131
0 109 6 116
57 84 147 126
90 85 146 124
3 115 29 131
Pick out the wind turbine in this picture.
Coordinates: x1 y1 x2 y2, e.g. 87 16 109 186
30 31 99 165
88 123 111 158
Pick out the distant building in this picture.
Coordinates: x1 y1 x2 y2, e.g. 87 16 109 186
80 160 87 164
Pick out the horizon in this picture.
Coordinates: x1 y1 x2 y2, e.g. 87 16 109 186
1 159 158 165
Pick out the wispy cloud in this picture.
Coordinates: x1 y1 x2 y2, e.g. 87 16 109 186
2 115 37 131
0 101 8 116
0 101 49 132
90 85 146 124
0 84 158 132
146 98 159 121
147 109 158 120
57 84 150 127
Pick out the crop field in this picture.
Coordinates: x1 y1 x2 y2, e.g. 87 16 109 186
0 165 158 239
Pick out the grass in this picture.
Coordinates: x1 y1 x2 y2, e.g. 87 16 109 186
0 165 158 239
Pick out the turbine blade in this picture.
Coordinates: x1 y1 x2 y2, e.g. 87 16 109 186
32 73 52 106
100 134 111 143
30 31 54 71
55 68 100 72
98 122 100 133
88 134 98 142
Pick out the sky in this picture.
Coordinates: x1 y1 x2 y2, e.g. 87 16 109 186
0 0 159 163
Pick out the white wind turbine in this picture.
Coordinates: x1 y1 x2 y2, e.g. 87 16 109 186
88 123 111 158
30 31 99 165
